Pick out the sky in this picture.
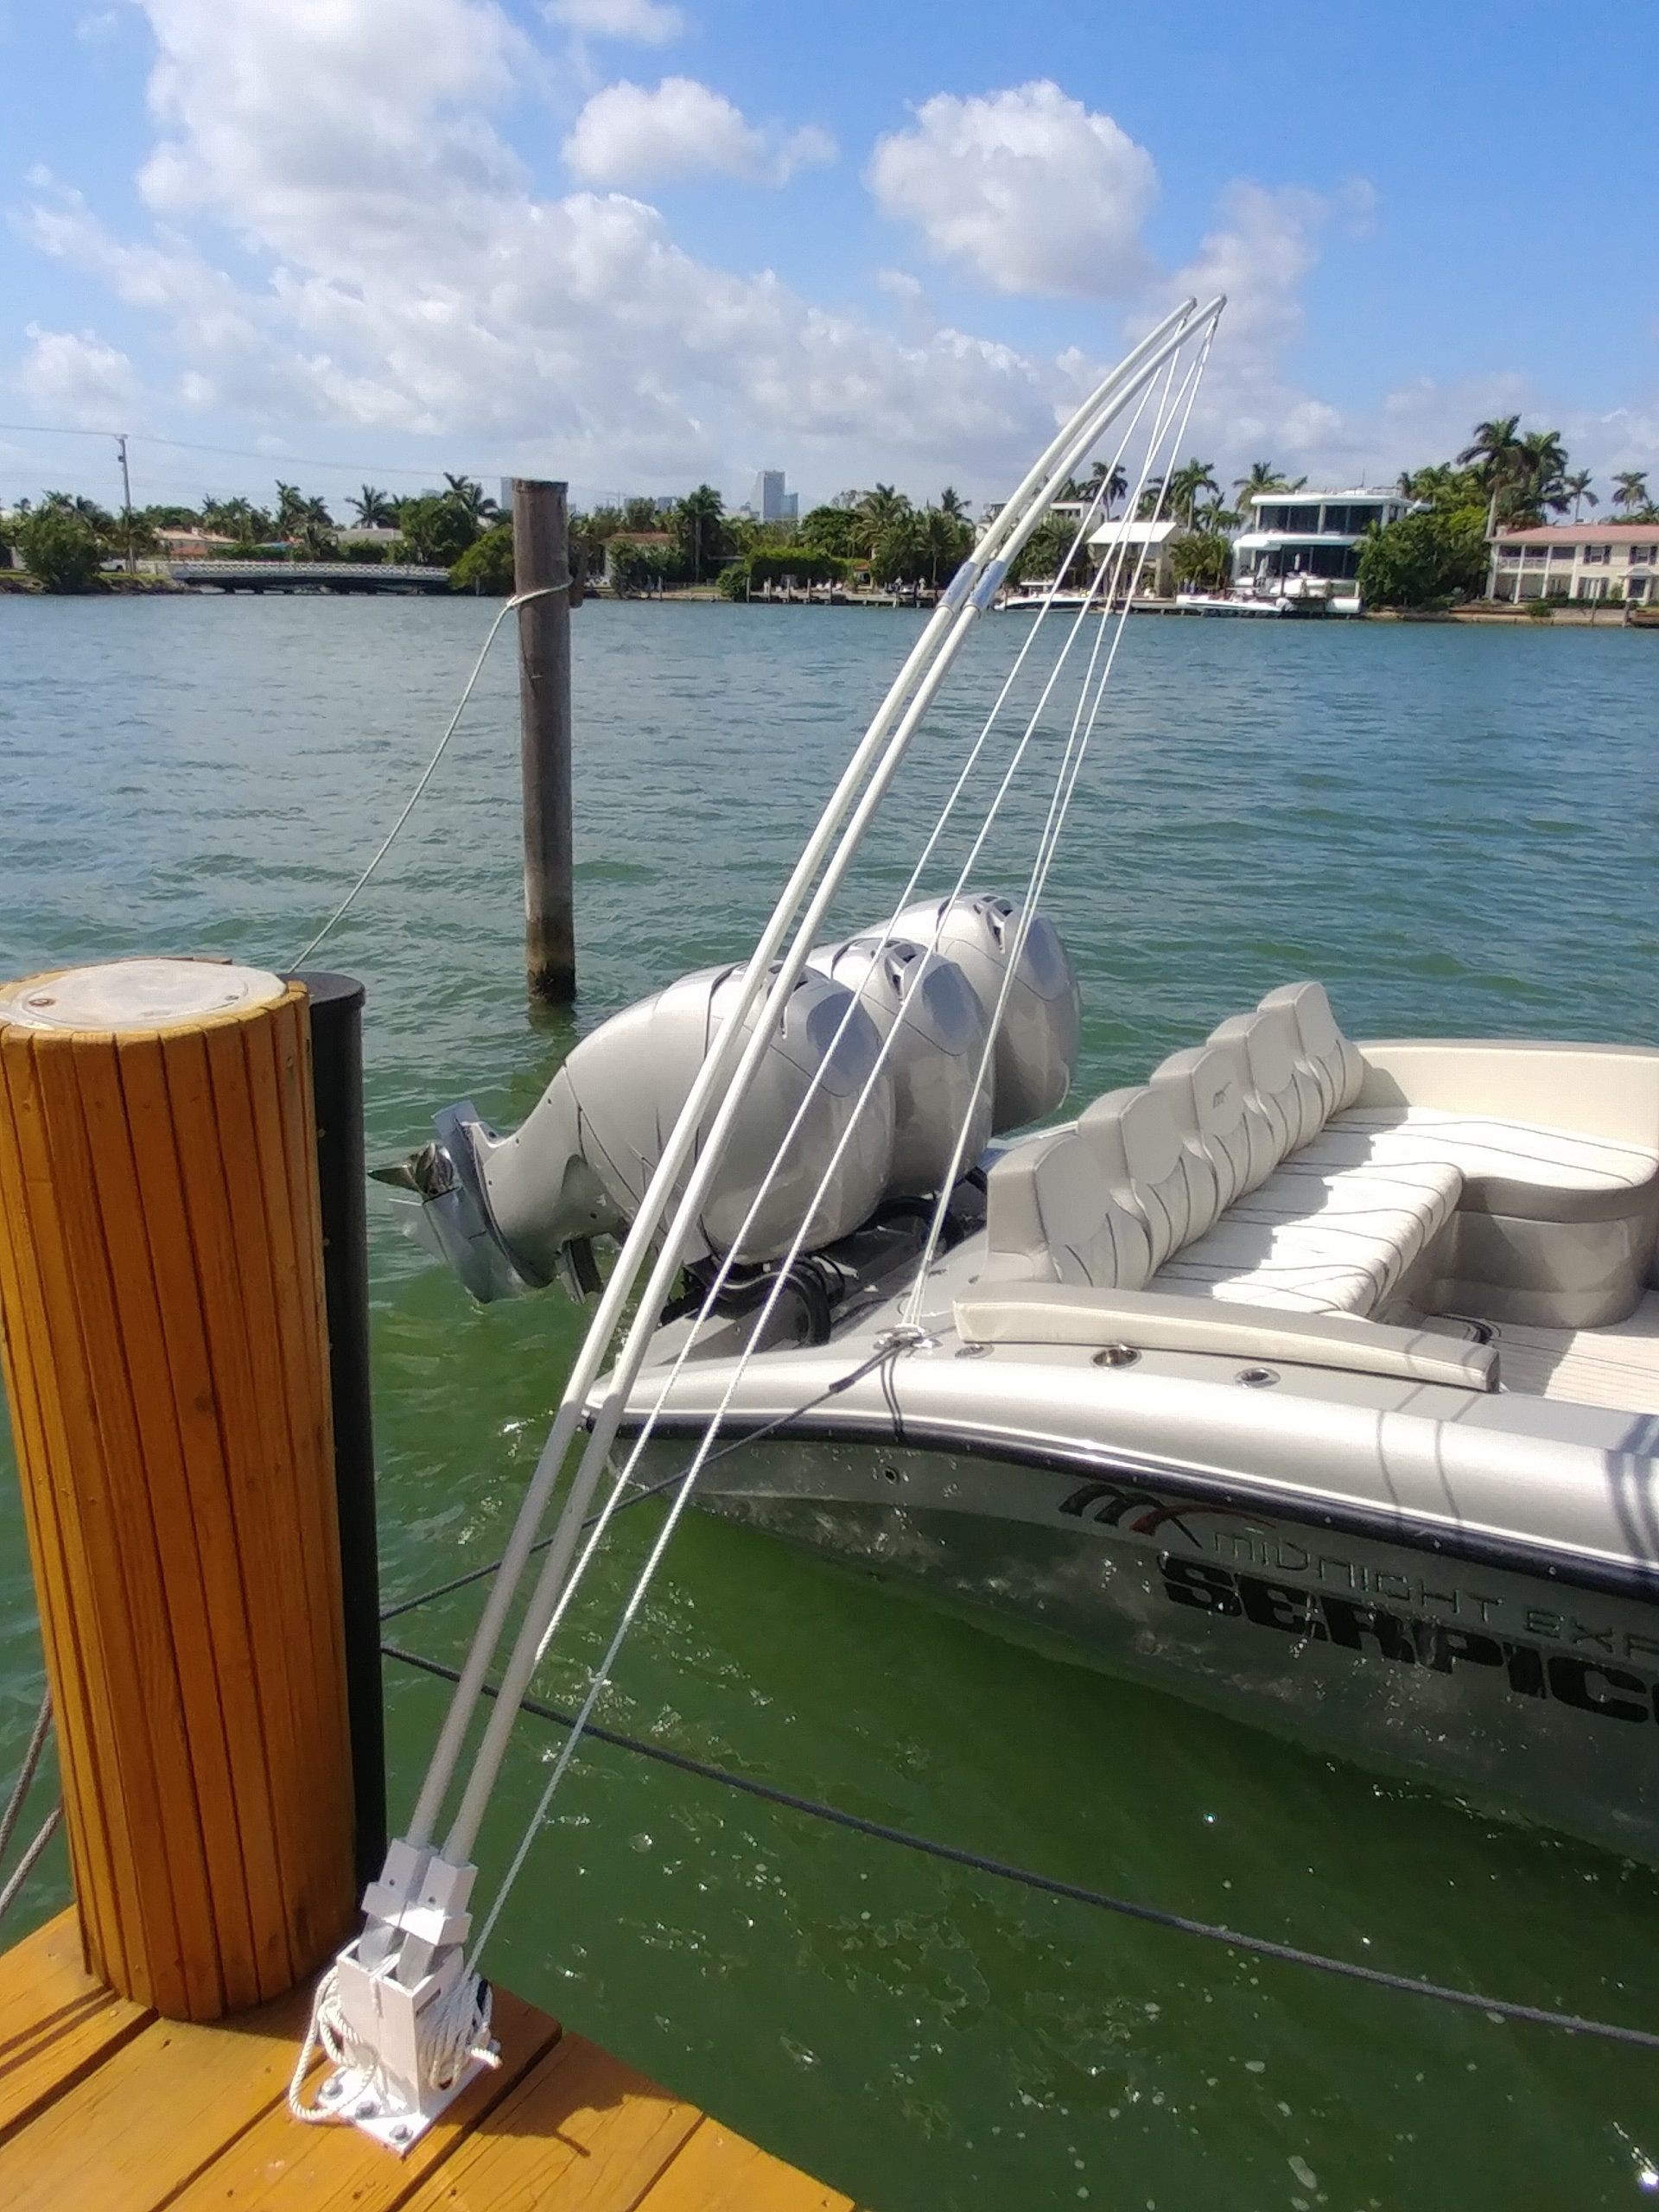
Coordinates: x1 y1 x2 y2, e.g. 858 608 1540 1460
1 0 1654 519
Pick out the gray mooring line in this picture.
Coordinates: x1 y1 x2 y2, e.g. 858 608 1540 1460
381 1639 1659 2056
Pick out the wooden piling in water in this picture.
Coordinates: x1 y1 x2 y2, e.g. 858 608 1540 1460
0 957 356 2020
512 478 577 1006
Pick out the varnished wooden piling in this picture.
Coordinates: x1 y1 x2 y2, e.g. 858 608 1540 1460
0 958 355 2020
513 478 577 1006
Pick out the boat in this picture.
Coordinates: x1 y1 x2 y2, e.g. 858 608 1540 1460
1167 589 1287 616
382 297 1659 1882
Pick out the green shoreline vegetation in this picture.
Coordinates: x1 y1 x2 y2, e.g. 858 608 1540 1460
2 424 1653 611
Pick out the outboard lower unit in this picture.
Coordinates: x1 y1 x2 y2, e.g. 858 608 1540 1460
400 893 1079 1304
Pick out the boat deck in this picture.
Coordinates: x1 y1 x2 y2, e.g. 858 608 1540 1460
1494 1291 1659 1416
0 1910 854 2212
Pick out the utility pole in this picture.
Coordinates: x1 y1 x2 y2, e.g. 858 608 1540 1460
116 432 135 574
512 479 576 1006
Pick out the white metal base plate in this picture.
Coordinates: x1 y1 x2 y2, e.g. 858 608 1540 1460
313 2051 495 2153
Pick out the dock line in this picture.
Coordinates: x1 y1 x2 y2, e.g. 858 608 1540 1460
285 583 568 971
381 1638 1659 2058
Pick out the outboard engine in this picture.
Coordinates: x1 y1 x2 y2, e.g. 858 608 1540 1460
889 893 1080 1131
807 935 993 1197
411 964 895 1300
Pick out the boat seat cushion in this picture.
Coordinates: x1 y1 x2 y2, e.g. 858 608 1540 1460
1153 1155 1463 1317
1259 981 1363 1119
1302 1108 1659 1224
1078 1085 1217 1268
1149 1039 1279 1207
982 1127 1153 1289
1210 1004 1325 1154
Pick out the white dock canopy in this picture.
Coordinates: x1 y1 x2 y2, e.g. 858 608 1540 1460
1086 518 1181 548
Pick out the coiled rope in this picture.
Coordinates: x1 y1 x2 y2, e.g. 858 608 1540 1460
288 1950 499 2126
382 1640 1659 2056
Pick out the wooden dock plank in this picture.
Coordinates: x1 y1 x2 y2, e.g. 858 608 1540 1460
397 2032 702 2212
0 1922 848 2212
0 1911 151 2146
166 1990 561 2212
0 1977 312 2212
632 2121 855 2212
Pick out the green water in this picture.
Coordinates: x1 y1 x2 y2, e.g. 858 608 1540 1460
2 595 1657 2209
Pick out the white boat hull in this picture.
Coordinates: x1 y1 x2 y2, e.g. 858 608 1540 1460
644 1429 1659 1861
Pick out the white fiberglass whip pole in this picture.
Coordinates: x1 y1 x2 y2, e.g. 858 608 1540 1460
402 297 1207 1860
461 306 1230 1961
435 301 1218 1870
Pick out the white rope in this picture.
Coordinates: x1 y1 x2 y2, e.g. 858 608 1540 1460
284 583 567 971
0 1687 51 1866
463 313 1224 1966
288 1958 499 2125
482 361 1175 1707
901 316 1219 1315
0 1805 61 1927
402 300 1212 1866
0 1687 60 1930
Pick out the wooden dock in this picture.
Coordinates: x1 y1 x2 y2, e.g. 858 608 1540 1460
168 561 452 594
0 1910 855 2212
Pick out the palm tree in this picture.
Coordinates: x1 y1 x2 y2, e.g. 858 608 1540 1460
1514 429 1568 522
674 482 726 582
1560 470 1597 521
442 473 499 524
1167 459 1221 527
349 484 396 527
1235 461 1289 512
1458 416 1528 536
856 483 911 557
921 504 972 585
1612 469 1650 513
1134 474 1166 523
274 481 311 538
937 486 969 520
295 510 338 560
1083 459 1128 517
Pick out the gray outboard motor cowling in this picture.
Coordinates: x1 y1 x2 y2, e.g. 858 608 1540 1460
889 893 1080 1132
808 934 994 1197
454 964 895 1293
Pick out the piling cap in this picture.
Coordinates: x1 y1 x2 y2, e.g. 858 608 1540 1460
0 957 288 1036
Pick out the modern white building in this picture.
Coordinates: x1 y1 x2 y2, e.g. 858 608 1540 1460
1487 524 1659 605
1087 517 1185 598
1232 488 1412 595
751 469 799 524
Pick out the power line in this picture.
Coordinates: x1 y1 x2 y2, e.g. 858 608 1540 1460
0 419 497 481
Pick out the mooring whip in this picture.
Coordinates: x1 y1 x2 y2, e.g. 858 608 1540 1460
302 296 1226 2150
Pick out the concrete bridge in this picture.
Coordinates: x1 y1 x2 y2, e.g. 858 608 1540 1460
168 560 451 594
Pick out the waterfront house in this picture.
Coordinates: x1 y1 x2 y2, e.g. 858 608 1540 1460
1487 524 1659 605
1232 487 1411 594
1086 516 1185 598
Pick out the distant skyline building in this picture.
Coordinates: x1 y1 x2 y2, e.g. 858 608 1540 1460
752 468 799 524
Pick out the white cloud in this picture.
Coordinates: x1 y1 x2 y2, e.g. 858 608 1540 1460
545 0 683 43
563 78 834 188
867 81 1157 298
134 0 527 263
20 7 1053 488
30 9 1580 501
15 323 137 424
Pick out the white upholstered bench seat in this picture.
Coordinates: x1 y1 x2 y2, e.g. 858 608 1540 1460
1154 1154 1462 1316
978 978 1659 1337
